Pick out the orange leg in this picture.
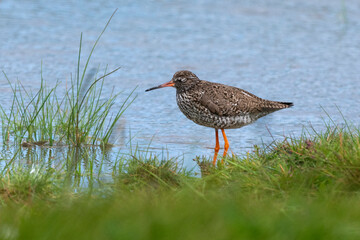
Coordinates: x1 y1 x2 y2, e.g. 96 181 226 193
221 129 229 163
212 129 220 166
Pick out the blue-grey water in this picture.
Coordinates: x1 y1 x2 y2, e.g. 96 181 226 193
0 0 359 171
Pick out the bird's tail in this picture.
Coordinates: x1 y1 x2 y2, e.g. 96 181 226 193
279 102 294 108
261 101 293 111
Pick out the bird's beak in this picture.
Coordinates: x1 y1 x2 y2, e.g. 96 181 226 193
145 80 175 92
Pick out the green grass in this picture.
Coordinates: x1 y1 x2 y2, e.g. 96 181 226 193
0 10 135 147
5 193 360 240
0 122 359 239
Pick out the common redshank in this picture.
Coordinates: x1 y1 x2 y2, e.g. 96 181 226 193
145 70 293 165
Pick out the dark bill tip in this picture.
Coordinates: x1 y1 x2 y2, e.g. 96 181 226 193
145 80 175 92
145 86 161 92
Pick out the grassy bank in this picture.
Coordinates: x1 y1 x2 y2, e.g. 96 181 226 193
0 123 359 239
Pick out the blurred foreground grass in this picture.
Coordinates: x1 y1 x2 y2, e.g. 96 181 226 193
0 122 360 240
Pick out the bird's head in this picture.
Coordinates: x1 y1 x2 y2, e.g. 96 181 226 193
145 70 200 92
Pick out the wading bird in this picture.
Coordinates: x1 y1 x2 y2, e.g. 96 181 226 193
145 70 293 165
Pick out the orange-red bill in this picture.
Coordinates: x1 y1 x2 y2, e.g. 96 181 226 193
145 80 175 92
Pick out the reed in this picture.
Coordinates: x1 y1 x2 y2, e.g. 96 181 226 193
0 10 135 147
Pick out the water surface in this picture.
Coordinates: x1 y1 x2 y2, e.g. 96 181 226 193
1 0 359 169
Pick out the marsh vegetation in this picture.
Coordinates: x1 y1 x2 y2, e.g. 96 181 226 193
0 117 360 239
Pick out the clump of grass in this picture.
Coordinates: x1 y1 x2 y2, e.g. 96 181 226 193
0 10 135 147
0 163 61 205
199 121 360 197
115 153 186 190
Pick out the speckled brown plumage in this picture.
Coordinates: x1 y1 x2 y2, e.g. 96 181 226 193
171 70 293 129
145 70 293 165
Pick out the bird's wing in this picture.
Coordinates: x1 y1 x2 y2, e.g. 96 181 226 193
198 82 264 117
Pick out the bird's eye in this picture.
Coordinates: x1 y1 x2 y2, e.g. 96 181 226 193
179 77 186 82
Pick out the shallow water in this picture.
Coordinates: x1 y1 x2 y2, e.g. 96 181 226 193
0 0 359 170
